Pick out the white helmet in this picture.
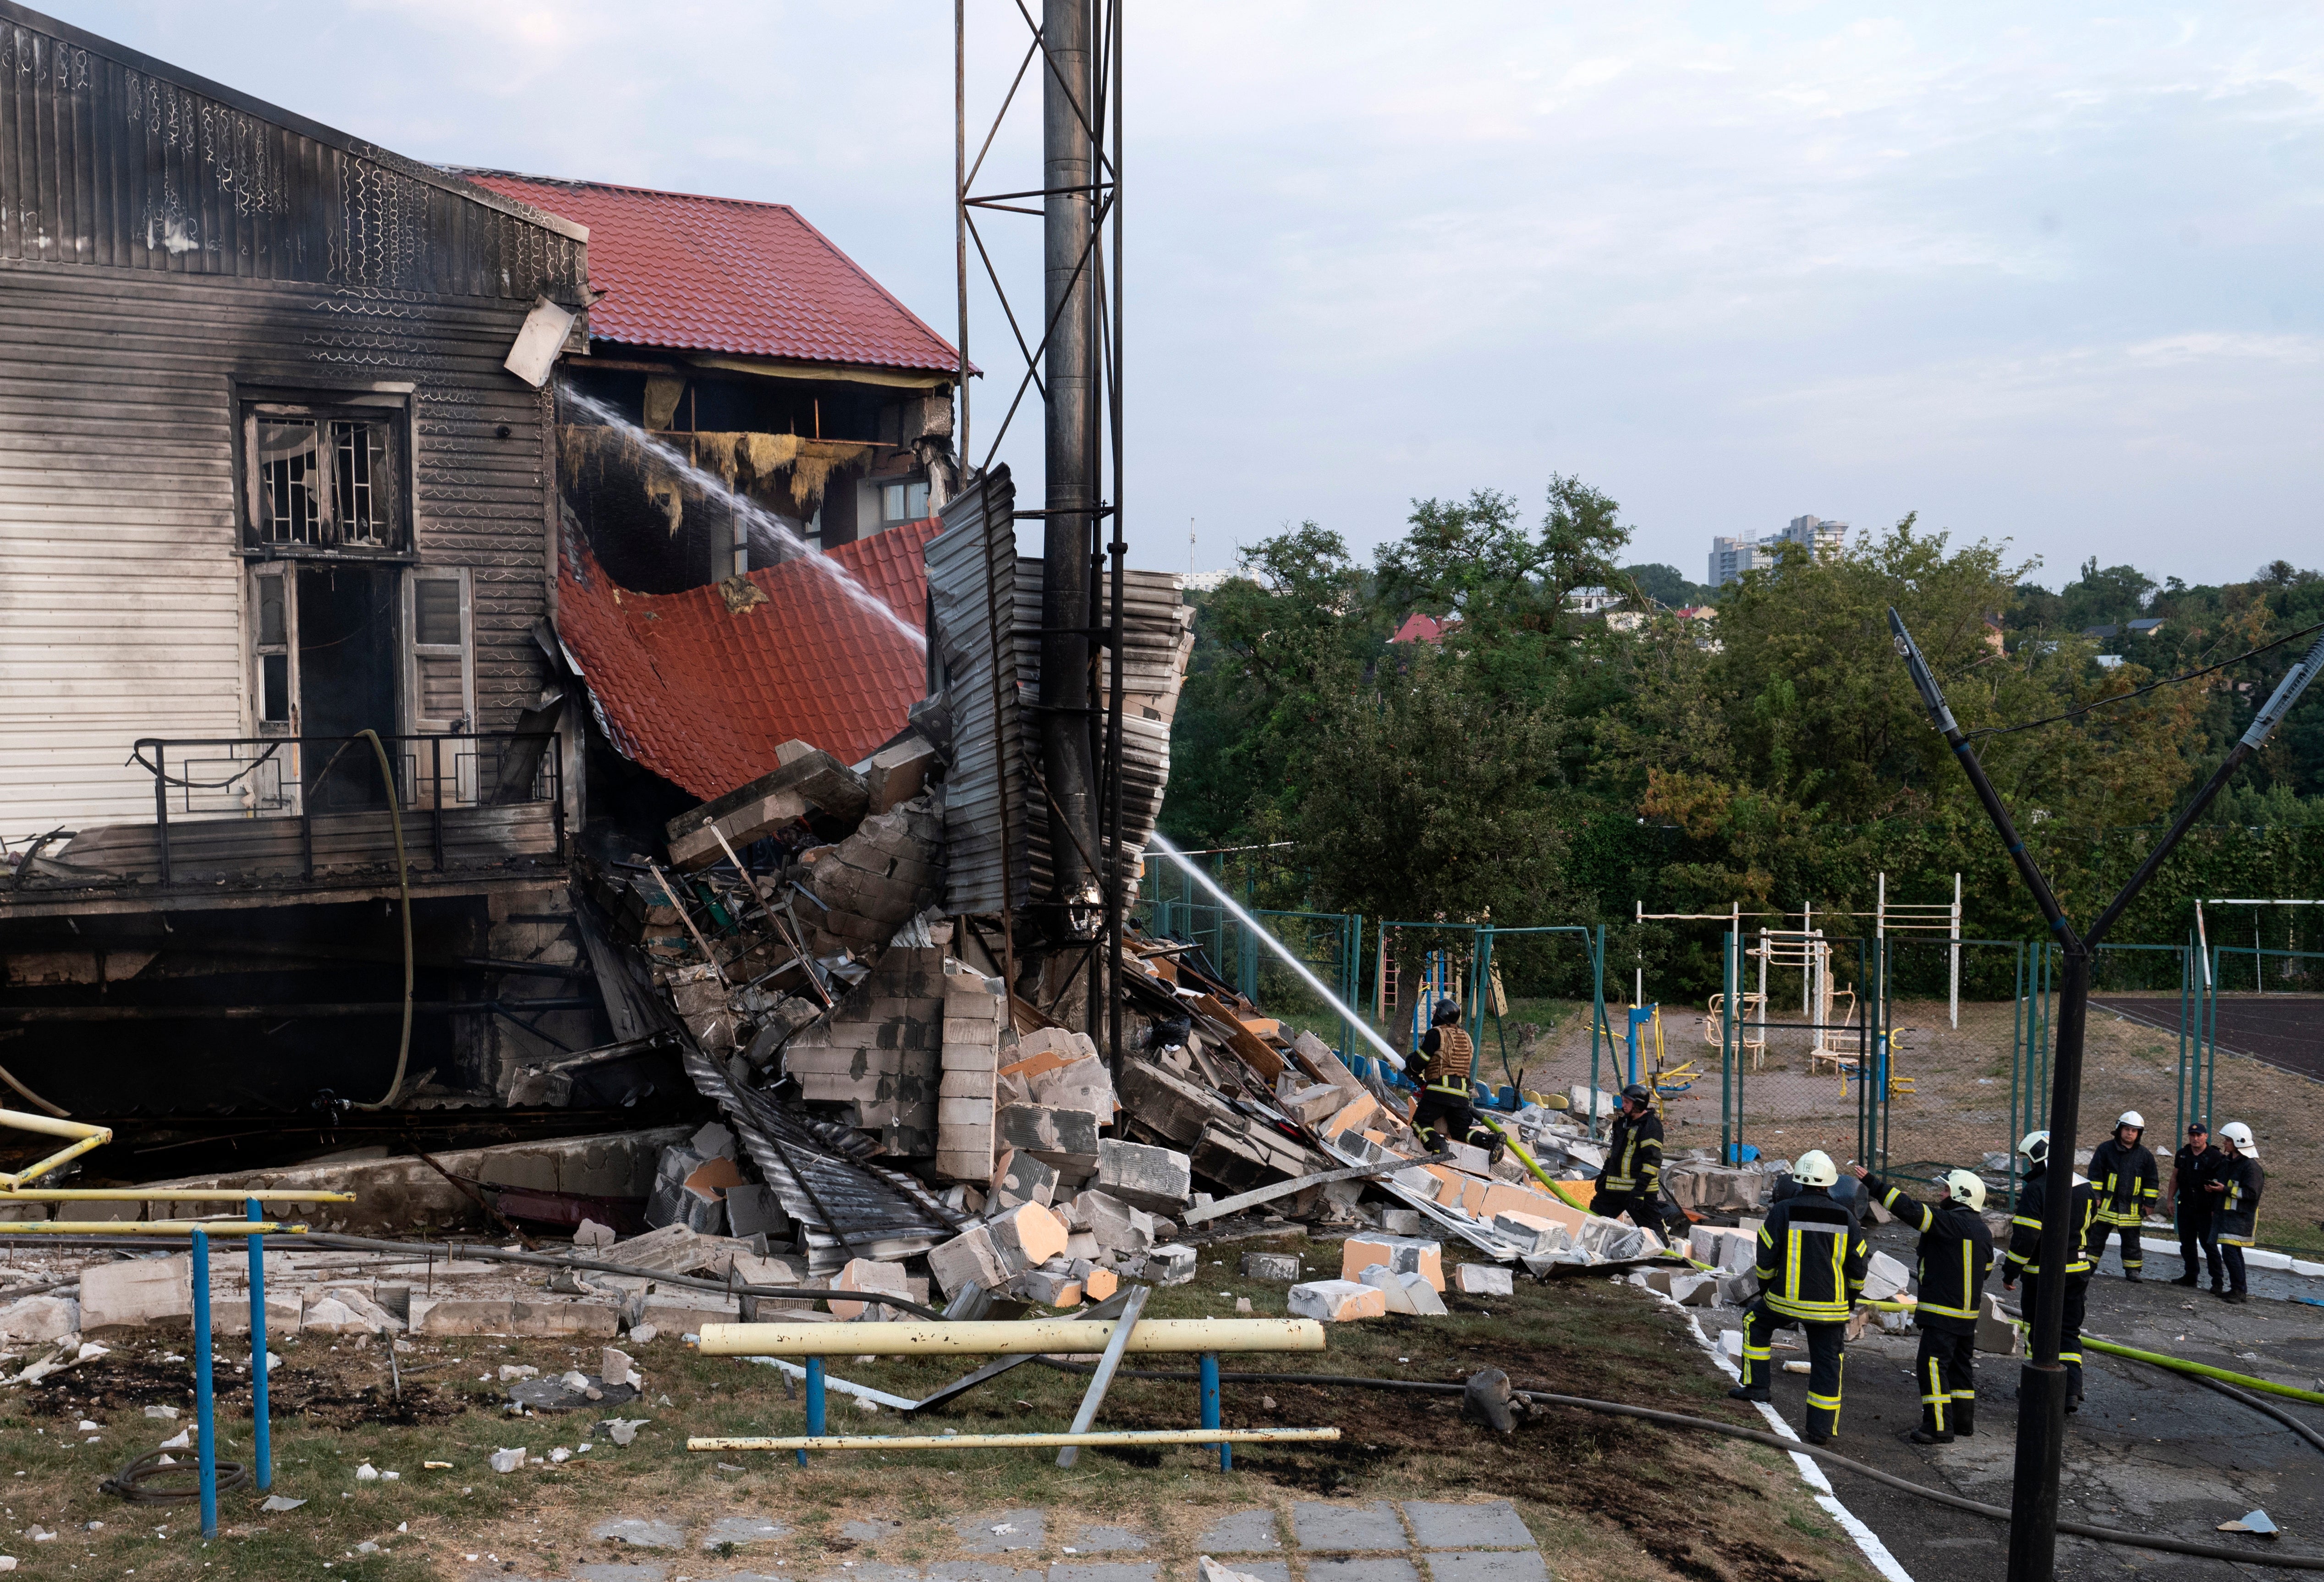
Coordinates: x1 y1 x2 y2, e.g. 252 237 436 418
2017 1131 2050 1166
2117 1111 2145 1133
2219 1121 2257 1157
1792 1149 1839 1188
1943 1168 1987 1210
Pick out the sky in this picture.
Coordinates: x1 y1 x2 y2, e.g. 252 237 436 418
55 1 2324 592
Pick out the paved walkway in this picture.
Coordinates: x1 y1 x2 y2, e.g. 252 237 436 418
478 1498 1554 1582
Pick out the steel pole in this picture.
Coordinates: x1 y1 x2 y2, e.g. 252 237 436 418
247 1197 271 1492
1039 0 1099 932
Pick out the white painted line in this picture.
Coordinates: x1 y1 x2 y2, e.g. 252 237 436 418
1667 1301 1917 1582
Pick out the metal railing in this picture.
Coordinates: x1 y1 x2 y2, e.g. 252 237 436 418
132 731 564 884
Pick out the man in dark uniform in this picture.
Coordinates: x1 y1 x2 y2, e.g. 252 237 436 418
2209 1121 2265 1305
1850 1161 1993 1444
2088 1110 2159 1281
2002 1130 2100 1411
1728 1150 1869 1445
2164 1121 2223 1293
1412 1000 1484 1149
1592 1082 1675 1242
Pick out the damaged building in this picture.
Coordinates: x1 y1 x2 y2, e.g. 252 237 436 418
0 3 1689 1332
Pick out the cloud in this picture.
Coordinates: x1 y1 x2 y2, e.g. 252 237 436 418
52 0 2324 584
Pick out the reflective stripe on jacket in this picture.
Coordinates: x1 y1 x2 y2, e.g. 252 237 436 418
1753 1189 1869 1324
2214 1155 2264 1247
1600 1109 1664 1194
2005 1166 2099 1278
2088 1137 2159 1226
1869 1174 1992 1325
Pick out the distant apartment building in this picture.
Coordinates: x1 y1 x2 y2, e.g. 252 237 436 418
1181 569 1246 593
1709 514 1850 588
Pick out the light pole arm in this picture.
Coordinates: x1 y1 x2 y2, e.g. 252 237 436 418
1888 609 2082 951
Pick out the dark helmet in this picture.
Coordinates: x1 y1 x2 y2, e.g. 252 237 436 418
1621 1082 1653 1106
1431 1000 1463 1027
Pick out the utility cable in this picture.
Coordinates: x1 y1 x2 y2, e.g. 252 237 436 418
346 729 413 1111
101 1448 249 1504
1964 618 2324 742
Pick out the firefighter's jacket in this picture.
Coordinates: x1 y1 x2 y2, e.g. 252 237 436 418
1865 1174 1992 1332
1753 1186 1870 1324
2088 1136 2159 1228
2006 1164 2099 1280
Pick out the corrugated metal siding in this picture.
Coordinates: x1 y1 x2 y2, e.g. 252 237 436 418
928 467 1192 916
0 16 583 297
0 263 560 844
926 468 1029 915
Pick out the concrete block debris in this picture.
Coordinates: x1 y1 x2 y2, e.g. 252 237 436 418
489 1448 526 1474
1341 1234 1445 1292
1455 1264 1514 1297
1240 1252 1302 1282
1143 1244 1199 1285
1096 1137 1192 1211
1287 1279 1389 1322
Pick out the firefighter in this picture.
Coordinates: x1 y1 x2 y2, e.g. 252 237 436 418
2001 1130 2100 1410
1727 1150 1869 1445
2206 1121 2264 1305
1412 1000 1485 1149
2088 1110 2159 1281
1849 1161 1993 1444
1592 1082 1676 1242
2163 1121 2224 1293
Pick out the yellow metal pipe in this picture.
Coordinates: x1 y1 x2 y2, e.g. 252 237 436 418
0 1189 355 1203
697 1318 1326 1358
688 1427 1342 1453
0 1108 108 1143
8 1221 309 1236
0 1132 110 1190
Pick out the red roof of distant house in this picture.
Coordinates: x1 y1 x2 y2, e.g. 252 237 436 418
464 171 961 375
1390 612 1445 645
556 522 939 800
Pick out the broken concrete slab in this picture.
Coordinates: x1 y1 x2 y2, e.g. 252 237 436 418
829 1258 914 1321
1095 1139 1192 1212
991 1149 1060 1210
986 1203 1070 1273
0 1294 80 1344
1142 1244 1198 1285
928 1224 1011 1299
1287 1280 1388 1323
1239 1252 1301 1283
1340 1235 1445 1292
664 744 868 870
1453 1265 1513 1297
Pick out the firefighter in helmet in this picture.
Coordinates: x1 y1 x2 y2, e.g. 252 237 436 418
1729 1150 1870 1445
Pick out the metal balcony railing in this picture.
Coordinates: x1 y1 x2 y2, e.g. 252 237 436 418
131 731 564 885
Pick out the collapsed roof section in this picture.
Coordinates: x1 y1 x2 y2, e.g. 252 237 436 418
555 518 940 799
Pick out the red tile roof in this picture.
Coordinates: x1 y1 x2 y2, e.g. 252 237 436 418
1390 612 1445 645
556 521 940 801
465 171 961 375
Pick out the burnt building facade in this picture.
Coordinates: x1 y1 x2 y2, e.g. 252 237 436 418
0 2 605 1121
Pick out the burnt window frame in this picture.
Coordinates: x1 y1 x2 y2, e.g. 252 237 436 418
234 388 415 556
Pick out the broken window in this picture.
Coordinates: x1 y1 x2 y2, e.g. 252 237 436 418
242 401 406 549
406 567 475 803
250 567 294 731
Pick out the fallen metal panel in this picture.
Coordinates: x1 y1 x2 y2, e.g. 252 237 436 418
926 467 1030 915
680 1044 951 1275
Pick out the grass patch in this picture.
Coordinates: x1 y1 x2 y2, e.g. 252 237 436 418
2 1234 1883 1581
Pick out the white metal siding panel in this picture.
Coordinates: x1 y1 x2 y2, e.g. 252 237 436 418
0 262 559 846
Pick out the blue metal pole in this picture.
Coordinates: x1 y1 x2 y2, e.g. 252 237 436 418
798 1355 826 1467
191 1226 218 1538
1200 1351 1227 1471
246 1197 270 1492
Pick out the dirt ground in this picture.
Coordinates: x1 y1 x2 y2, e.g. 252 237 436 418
0 1231 1886 1582
1502 996 2322 1258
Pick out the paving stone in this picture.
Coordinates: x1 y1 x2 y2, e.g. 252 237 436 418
926 1569 1044 1582
1187 1563 1290 1582
575 1566 671 1582
704 1515 792 1549
1400 1502 1534 1551
591 1516 684 1549
1195 1509 1282 1553
1304 1559 1422 1582
1069 1525 1150 1552
1422 1552 1550 1582
1050 1565 1158 1582
845 1517 910 1543
959 1510 1048 1552
1292 1500 1410 1552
